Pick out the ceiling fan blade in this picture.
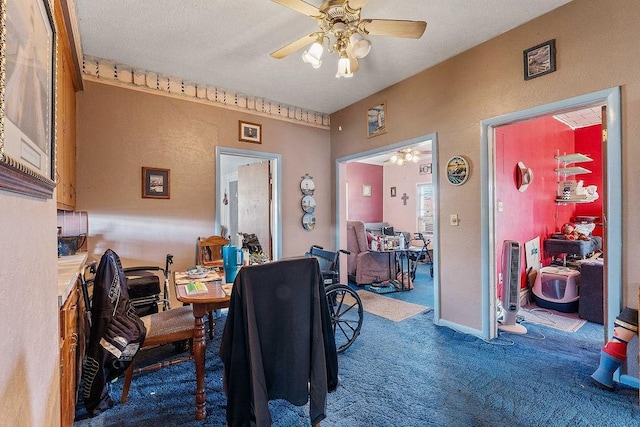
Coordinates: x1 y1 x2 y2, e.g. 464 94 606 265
360 19 427 38
345 0 369 11
271 0 322 17
271 33 318 59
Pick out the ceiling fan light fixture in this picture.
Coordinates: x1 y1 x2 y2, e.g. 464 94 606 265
390 149 421 165
336 55 353 78
271 1 427 78
349 33 371 58
302 42 324 68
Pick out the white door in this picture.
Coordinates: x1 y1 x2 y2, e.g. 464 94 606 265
238 161 271 259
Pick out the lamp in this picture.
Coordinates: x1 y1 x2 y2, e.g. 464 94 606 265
302 41 323 68
348 33 371 59
299 28 371 78
389 149 420 166
336 52 353 78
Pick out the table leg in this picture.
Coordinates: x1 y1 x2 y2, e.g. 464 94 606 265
193 310 207 420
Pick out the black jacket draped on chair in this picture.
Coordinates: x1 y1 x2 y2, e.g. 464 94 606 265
220 257 339 426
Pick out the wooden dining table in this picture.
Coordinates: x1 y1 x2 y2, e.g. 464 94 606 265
174 270 231 420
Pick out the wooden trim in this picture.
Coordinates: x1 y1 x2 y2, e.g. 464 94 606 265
58 0 84 91
0 154 56 199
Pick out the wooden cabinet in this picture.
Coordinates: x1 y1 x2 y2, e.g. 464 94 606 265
55 0 80 211
59 280 87 426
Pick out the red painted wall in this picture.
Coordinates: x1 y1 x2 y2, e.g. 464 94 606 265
495 116 575 290
346 162 383 222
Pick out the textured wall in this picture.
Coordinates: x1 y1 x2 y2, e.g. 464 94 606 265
76 81 332 270
330 0 640 330
383 155 434 234
0 195 59 425
346 162 383 222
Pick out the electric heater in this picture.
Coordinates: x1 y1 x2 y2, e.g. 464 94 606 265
498 240 527 334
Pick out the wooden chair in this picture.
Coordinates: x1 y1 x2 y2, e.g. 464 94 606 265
82 251 197 407
120 305 195 402
197 235 229 268
197 235 229 338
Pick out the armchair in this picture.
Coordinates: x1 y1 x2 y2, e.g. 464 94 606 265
346 220 396 285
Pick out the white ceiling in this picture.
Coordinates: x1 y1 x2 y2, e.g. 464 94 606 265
75 0 573 115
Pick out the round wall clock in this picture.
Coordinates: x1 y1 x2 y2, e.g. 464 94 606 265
446 155 470 186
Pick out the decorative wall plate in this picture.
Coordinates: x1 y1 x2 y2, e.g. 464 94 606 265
446 155 470 186
301 195 316 213
301 176 315 195
302 213 316 230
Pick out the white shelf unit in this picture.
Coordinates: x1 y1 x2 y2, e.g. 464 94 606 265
555 152 593 203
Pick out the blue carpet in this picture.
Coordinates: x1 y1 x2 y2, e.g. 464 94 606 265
75 264 640 426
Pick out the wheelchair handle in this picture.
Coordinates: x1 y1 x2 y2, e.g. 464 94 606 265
165 254 174 272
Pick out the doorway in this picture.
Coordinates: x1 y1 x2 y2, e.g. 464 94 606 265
481 87 622 347
215 146 282 260
335 132 441 321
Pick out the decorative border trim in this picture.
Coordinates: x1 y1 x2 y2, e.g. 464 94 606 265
82 55 330 129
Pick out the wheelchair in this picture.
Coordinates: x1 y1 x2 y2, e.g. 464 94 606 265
408 232 433 278
305 245 363 353
123 254 174 316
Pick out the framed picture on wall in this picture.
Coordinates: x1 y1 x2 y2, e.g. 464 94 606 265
390 187 397 197
142 167 170 199
239 121 262 143
367 102 386 138
0 0 57 199
523 39 556 80
419 163 432 175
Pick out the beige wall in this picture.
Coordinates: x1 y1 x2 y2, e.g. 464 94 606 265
0 195 59 425
76 81 332 270
330 0 640 330
383 154 433 234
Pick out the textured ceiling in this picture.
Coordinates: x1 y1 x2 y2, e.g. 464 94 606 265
75 0 572 114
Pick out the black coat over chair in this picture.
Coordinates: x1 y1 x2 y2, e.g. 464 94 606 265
81 249 146 416
219 257 339 427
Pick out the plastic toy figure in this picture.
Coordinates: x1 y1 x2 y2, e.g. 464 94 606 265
591 307 638 390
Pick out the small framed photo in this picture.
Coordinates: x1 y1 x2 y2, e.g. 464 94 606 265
390 187 397 197
142 167 170 199
239 121 262 143
362 184 372 197
419 163 432 175
523 39 556 80
367 102 386 138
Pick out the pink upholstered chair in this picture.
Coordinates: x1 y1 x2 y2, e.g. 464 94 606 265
346 220 396 285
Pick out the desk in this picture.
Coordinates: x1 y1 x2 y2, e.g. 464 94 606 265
174 272 231 420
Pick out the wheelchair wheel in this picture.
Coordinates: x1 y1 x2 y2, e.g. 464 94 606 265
325 284 363 353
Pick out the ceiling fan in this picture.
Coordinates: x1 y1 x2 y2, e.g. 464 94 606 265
387 147 430 165
270 0 427 78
